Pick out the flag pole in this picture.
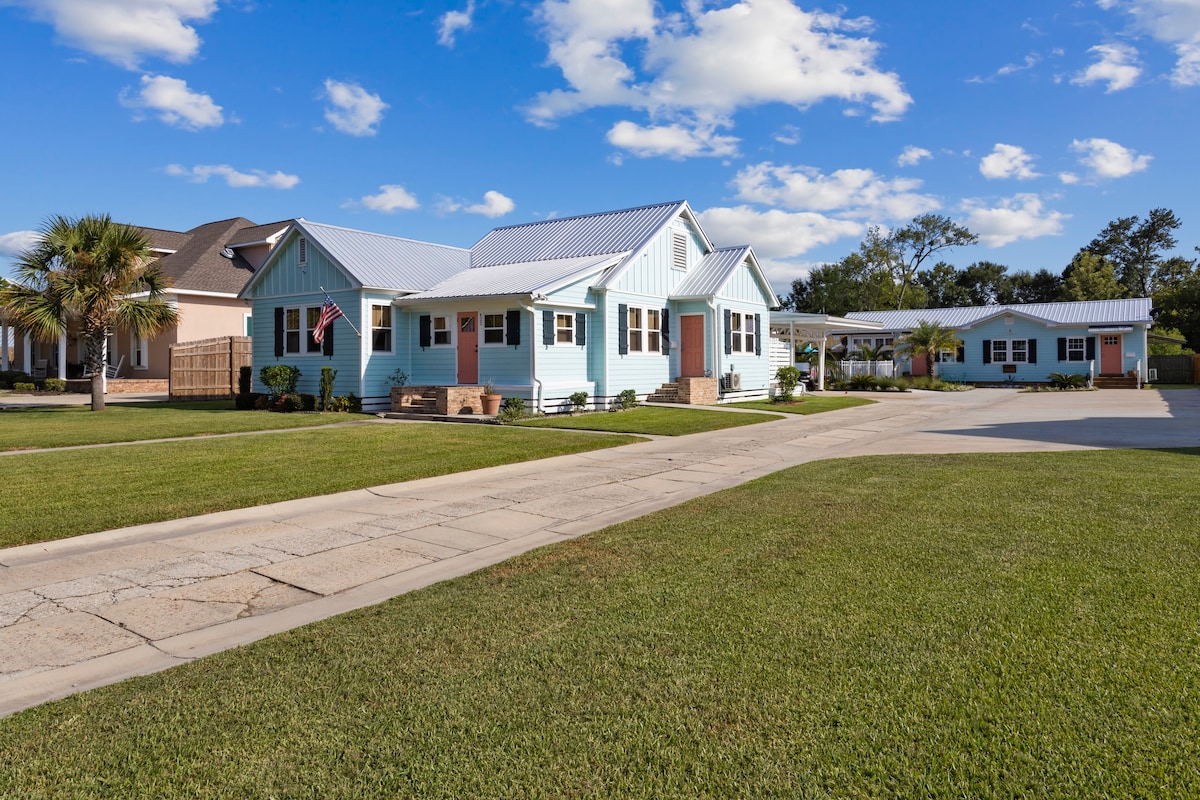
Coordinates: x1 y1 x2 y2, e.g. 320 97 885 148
320 286 362 337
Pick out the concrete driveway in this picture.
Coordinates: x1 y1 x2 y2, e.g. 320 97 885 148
1 387 1196 716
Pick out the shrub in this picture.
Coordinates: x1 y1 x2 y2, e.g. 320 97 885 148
234 392 257 410
849 373 878 391
568 390 589 413
329 394 362 413
495 396 529 424
259 364 301 398
385 368 409 388
272 394 303 413
43 378 67 393
1047 372 1087 389
319 366 337 411
254 394 271 410
238 365 252 395
615 389 639 410
775 366 803 401
874 376 906 392
299 393 318 411
0 370 31 389
12 382 36 392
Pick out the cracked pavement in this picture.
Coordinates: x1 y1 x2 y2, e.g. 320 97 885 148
2 388 1196 716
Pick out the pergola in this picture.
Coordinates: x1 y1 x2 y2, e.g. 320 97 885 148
769 312 884 391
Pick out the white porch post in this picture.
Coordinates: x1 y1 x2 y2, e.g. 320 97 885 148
22 331 31 372
817 336 827 391
101 335 108 394
57 331 67 379
1 321 8 370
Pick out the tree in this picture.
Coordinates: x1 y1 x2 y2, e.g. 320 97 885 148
1078 208 1181 297
915 261 970 308
893 320 962 377
1009 269 1063 304
1062 252 1123 301
786 252 902 315
1153 248 1200 351
887 214 979 308
0 214 178 410
957 261 1014 305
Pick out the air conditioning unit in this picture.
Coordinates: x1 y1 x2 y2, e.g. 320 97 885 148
725 372 742 391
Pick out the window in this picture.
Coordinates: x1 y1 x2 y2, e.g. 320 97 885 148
626 307 660 353
1066 337 1085 361
744 314 756 355
483 313 505 345
646 309 661 353
433 316 451 345
991 340 1008 363
991 338 1030 364
283 305 325 354
671 231 688 270
628 307 643 351
131 334 148 370
556 313 574 344
306 307 323 353
371 305 392 352
1011 339 1028 363
730 312 753 353
244 313 253 337
285 307 301 354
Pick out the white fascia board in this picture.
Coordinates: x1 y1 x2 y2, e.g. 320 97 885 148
958 308 1058 330
531 299 596 310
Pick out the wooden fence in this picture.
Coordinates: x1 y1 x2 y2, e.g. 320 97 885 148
1147 354 1198 384
169 336 252 399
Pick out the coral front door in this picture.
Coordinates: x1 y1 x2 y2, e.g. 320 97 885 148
457 312 478 385
1100 334 1122 375
680 314 705 377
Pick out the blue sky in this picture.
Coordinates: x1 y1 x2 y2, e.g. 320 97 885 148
1 0 1197 296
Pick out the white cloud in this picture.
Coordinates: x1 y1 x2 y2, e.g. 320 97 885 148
464 190 515 218
606 119 739 158
120 74 222 129
960 194 1068 247
528 0 911 155
1107 0 1200 85
896 145 931 167
321 79 388 137
997 52 1041 75
1070 43 1141 92
355 185 420 212
731 162 940 221
10 0 217 69
165 163 299 189
979 143 1041 180
1058 171 1080 184
1070 137 1152 179
772 124 801 145
696 205 863 260
0 230 40 258
437 1 475 47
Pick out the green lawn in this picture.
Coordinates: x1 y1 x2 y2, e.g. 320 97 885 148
726 394 875 414
0 425 641 548
515 405 781 435
2 448 1197 798
0 401 358 451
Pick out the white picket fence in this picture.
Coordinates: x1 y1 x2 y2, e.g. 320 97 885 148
838 360 895 378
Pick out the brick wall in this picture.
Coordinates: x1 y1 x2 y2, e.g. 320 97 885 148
391 385 486 415
677 377 718 405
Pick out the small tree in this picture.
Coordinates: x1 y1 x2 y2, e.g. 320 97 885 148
775 366 803 401
894 321 961 378
319 366 337 411
259 364 301 398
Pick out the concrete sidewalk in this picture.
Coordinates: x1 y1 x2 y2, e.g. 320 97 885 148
2 388 1196 716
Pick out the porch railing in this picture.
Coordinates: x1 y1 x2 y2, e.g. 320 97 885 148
838 360 895 378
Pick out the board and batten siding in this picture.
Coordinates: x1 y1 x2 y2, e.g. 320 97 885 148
608 218 705 297
249 231 355 299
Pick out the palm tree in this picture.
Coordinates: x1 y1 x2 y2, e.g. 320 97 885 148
0 214 178 410
893 320 961 378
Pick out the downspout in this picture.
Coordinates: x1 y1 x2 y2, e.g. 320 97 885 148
523 300 543 413
598 288 608 408
707 298 720 398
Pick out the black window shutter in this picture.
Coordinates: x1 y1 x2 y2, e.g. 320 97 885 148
1027 339 1037 364
576 312 586 346
982 339 991 364
1057 337 1067 361
1086 336 1096 361
542 309 555 345
506 309 521 346
419 315 431 348
956 345 964 363
274 307 284 357
322 323 334 356
723 308 732 356
754 313 762 356
618 304 628 355
660 308 670 355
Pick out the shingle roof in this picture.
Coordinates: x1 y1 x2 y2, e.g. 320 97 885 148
297 220 471 291
229 220 291 245
843 298 1154 331
135 226 191 253
671 246 752 299
470 201 689 268
398 253 623 302
141 217 259 295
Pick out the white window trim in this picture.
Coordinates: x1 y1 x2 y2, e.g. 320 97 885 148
131 332 149 370
1065 337 1086 362
730 311 755 354
991 337 1029 364
283 305 324 356
555 312 575 345
481 312 507 348
243 312 253 337
432 315 453 347
370 304 393 353
627 305 661 354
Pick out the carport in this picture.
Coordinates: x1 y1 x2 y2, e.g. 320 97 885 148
770 312 884 391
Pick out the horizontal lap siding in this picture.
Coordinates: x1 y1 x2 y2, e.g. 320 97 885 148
362 292 406 402
716 299 769 394
405 303 532 389
607 290 672 397
947 318 1132 383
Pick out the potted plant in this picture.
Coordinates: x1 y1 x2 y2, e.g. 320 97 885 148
480 379 502 415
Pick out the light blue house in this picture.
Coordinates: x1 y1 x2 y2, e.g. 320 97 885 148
241 201 779 411
840 298 1154 386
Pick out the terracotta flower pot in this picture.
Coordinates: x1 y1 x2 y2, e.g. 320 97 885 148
481 393 502 415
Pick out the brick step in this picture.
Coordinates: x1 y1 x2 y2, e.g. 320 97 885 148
1093 376 1138 389
646 382 681 403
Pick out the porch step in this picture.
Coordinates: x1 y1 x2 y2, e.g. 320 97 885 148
646 382 681 403
404 390 439 414
1093 375 1139 389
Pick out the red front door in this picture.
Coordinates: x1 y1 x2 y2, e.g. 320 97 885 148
1100 334 1122 375
680 315 705 377
457 312 478 384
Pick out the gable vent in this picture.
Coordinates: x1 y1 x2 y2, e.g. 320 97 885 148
671 231 688 270
298 237 308 267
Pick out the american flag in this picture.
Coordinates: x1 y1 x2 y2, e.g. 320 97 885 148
312 294 344 345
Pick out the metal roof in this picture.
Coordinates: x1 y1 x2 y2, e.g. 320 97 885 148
470 201 688 268
671 246 751 299
297 220 471 291
842 298 1153 331
398 253 622 302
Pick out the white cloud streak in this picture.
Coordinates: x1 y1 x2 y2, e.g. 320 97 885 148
355 185 420 213
464 190 515 218
732 162 940 221
165 163 299 189
9 0 218 69
697 205 864 260
0 230 40 258
1071 43 1142 92
437 1 475 47
979 143 1041 180
896 145 931 167
1108 0 1200 86
960 194 1068 247
120 74 223 129
606 120 739 158
1070 137 1152 179
322 79 388 137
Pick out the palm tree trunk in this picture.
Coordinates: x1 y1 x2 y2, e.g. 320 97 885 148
91 374 105 411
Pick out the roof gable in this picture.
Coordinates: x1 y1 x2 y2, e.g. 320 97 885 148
671 246 779 306
141 217 259 295
398 254 622 303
